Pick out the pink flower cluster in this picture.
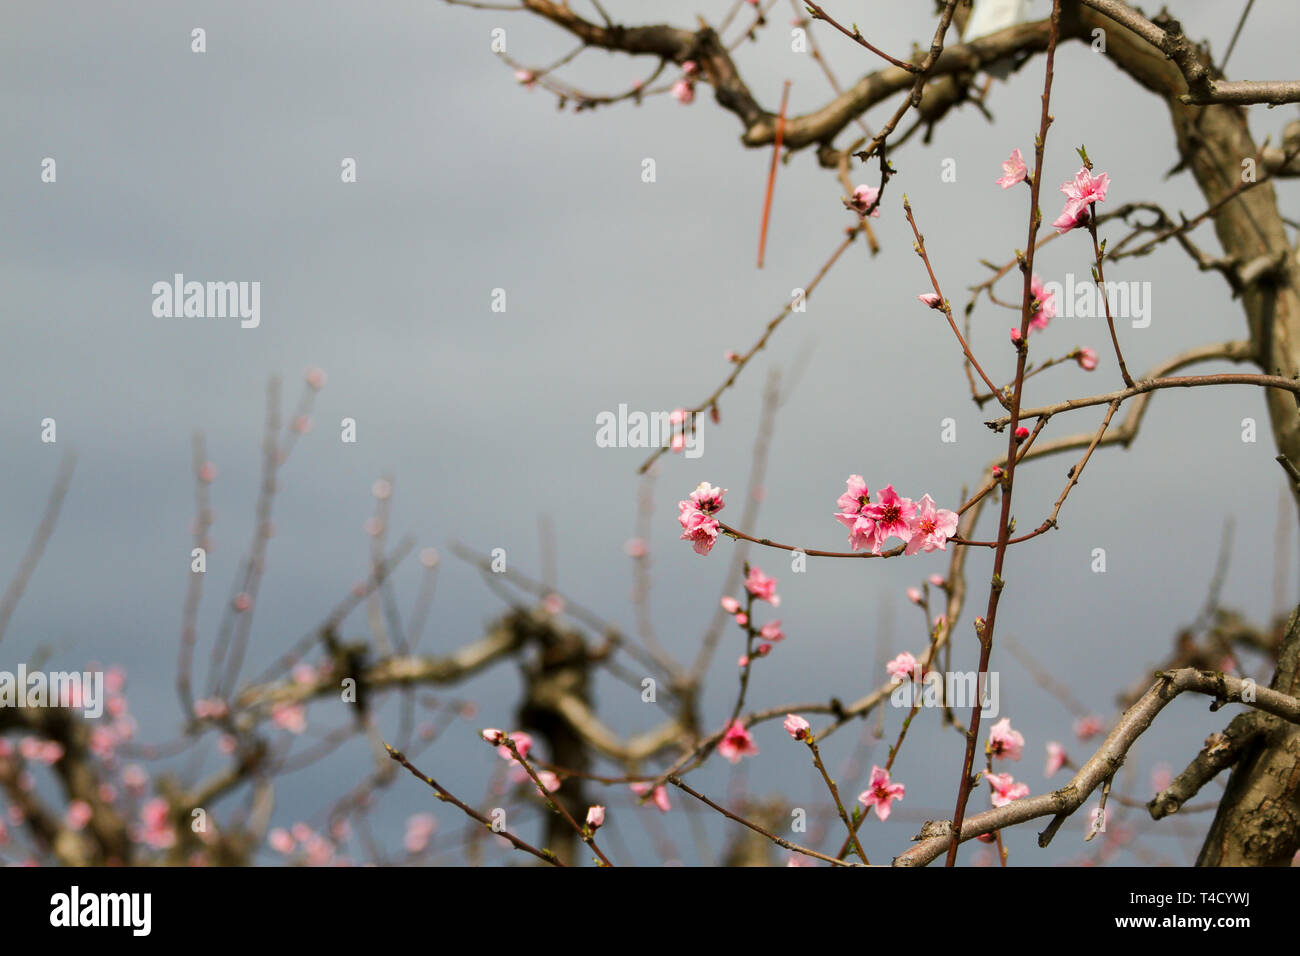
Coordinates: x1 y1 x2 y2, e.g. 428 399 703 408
886 651 921 683
986 718 1024 762
678 482 727 555
858 766 904 821
717 720 758 764
846 184 881 218
996 150 1109 234
482 729 560 793
631 781 671 813
721 567 786 666
1052 166 1109 233
986 771 1030 808
834 477 958 555
673 61 699 104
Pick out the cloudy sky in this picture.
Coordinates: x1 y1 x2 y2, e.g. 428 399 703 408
2 0 1298 865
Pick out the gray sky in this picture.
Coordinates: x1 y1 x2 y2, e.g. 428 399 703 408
2 0 1299 865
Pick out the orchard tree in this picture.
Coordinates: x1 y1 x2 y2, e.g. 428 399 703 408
4 0 1300 868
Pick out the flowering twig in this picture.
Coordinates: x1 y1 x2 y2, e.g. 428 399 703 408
803 735 868 864
905 198 1006 405
502 738 613 866
897 665 1300 866
943 0 1063 868
1084 206 1136 388
384 743 565 866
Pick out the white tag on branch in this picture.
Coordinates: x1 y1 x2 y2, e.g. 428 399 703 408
964 0 1030 41
964 0 1031 79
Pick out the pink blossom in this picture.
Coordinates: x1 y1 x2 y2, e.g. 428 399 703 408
717 720 759 763
514 69 536 89
858 766 905 821
268 828 296 854
139 798 175 849
737 655 749 668
624 537 648 558
1029 274 1057 330
985 771 1030 807
679 509 720 555
1074 715 1103 740
631 782 671 813
1015 426 1029 440
918 293 942 309
864 485 917 552
232 592 252 612
1045 741 1067 777
105 667 126 694
481 728 504 745
1077 347 1098 371
907 586 923 604
533 770 561 793
928 573 945 587
20 738 64 765
734 613 748 627
848 184 881 218
987 718 1024 761
198 462 218 483
542 593 565 616
292 664 317 686
687 482 726 514
304 367 327 390
193 697 229 720
270 703 306 734
759 619 785 642
672 79 695 104
784 714 811 740
496 731 533 762
996 148 1028 189
744 566 780 606
833 476 879 551
1010 327 1022 343
720 596 740 614
682 61 698 77
1052 166 1109 232
403 813 438 854
905 494 958 555
65 800 93 831
886 652 919 683
586 805 606 829
678 482 727 556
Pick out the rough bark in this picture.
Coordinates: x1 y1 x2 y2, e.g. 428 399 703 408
1076 1 1300 865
